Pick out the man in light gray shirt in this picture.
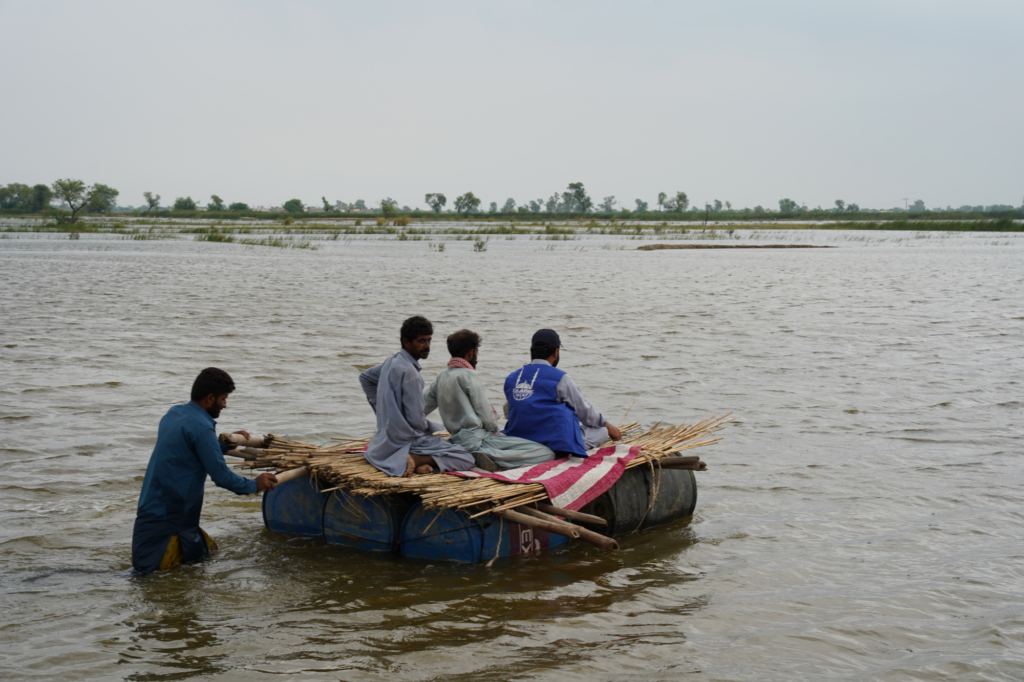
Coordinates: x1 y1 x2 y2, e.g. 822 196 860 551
424 329 555 471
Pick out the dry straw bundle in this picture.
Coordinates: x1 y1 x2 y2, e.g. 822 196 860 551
229 414 730 519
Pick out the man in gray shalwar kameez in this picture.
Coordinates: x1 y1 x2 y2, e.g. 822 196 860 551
359 316 474 477
424 329 555 472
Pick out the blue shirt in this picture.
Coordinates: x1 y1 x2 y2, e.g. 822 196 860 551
132 401 255 573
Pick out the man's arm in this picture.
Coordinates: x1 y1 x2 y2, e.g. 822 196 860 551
423 377 439 416
556 374 605 428
463 372 499 433
191 424 258 495
399 365 434 434
359 364 383 413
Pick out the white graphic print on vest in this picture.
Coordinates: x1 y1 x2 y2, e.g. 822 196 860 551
512 367 540 401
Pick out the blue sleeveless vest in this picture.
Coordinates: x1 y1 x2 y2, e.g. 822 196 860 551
503 363 586 457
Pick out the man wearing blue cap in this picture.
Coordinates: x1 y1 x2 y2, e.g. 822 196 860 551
502 329 622 458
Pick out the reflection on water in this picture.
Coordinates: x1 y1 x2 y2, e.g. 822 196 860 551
2 229 1023 680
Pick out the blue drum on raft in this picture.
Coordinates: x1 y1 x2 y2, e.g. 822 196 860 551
262 461 698 563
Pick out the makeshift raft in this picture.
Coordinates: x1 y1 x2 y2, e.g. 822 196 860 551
228 416 729 563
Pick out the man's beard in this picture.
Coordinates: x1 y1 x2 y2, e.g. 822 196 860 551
418 348 430 360
206 405 223 419
551 354 559 368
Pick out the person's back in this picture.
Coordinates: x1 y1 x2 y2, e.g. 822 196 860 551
424 329 555 471
431 366 495 436
503 329 621 458
504 360 586 456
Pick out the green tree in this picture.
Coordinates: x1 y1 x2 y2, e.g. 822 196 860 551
713 199 723 212
353 199 367 211
143 191 161 211
657 192 667 211
528 199 543 212
566 182 592 213
30 184 52 212
51 179 90 223
600 196 617 213
229 202 249 211
283 198 304 213
725 200 732 210
322 197 335 212
834 199 845 212
488 201 498 213
847 203 860 212
676 192 689 212
635 198 649 212
502 198 516 213
208 195 225 211
425 193 447 212
86 183 119 213
380 198 398 218
910 199 926 212
173 196 197 210
454 192 481 215
778 198 799 212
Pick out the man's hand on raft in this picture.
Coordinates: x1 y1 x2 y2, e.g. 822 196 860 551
255 473 278 493
606 423 623 441
232 430 251 440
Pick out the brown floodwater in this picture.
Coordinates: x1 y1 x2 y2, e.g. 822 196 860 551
1 225 1023 681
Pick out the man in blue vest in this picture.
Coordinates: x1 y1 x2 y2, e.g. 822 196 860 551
503 329 622 457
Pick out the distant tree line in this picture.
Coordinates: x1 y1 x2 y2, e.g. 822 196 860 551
2 179 1022 221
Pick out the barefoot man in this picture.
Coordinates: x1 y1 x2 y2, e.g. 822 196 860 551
359 316 474 477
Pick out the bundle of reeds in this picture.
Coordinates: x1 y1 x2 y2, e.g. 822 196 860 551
228 414 730 519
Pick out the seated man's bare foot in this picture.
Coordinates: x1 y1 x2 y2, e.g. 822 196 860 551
414 464 434 475
403 454 417 478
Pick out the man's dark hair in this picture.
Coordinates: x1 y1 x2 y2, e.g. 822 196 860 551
400 315 433 342
190 367 235 402
447 329 481 358
530 345 557 360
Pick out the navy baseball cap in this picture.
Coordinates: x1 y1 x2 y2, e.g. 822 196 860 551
531 329 562 350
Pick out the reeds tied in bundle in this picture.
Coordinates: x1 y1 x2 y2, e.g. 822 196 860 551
228 414 730 519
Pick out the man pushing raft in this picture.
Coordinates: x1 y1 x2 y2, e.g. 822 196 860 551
131 368 277 575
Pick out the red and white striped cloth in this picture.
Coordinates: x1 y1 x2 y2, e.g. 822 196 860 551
450 445 640 511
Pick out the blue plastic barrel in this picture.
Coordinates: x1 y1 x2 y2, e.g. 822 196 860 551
322 491 414 552
400 501 571 563
262 476 329 536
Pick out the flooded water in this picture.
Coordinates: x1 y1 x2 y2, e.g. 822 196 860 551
2 225 1023 681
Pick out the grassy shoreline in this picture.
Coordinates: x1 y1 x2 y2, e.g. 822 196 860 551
1 207 1022 227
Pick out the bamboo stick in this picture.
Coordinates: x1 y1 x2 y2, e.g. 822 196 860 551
536 503 608 527
494 509 579 539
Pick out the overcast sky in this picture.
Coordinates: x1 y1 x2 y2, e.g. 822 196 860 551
2 0 1021 210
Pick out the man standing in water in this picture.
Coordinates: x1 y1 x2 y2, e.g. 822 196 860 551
503 329 622 457
132 367 277 575
359 316 474 477
424 329 555 472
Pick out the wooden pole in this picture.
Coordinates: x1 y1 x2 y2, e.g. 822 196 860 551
219 433 270 448
535 503 608 527
273 466 309 484
656 459 707 470
496 508 619 552
494 509 579 539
